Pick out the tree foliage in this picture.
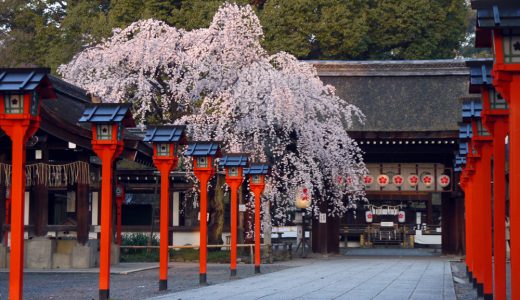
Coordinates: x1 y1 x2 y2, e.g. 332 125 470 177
58 3 367 222
0 0 470 70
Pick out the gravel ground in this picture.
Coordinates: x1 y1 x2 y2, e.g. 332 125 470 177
0 262 295 300
451 260 511 300
450 261 478 300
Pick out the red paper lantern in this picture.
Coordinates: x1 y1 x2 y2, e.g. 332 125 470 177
377 175 389 187
365 211 373 223
408 175 419 187
422 174 433 186
438 175 450 187
363 175 374 186
392 175 404 186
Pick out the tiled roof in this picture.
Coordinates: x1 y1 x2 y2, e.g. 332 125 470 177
218 154 249 167
144 126 187 143
244 164 270 175
79 103 134 126
472 1 520 28
184 142 221 157
0 68 56 99
462 99 482 119
466 59 493 93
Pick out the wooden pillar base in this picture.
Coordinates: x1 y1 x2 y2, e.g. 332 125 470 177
199 273 207 285
483 294 493 300
477 283 484 297
159 279 167 291
230 269 237 277
99 289 109 300
255 265 261 274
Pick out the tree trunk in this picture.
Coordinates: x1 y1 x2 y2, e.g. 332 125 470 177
208 175 225 246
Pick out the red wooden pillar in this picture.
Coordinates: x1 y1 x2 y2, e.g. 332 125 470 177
477 142 493 299
115 184 124 246
492 119 508 300
461 170 474 280
251 187 263 273
93 144 122 300
194 171 211 284
5 122 34 300
227 179 241 277
482 87 509 300
473 157 483 292
156 163 174 290
495 73 520 299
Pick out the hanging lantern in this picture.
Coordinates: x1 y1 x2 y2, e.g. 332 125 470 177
438 175 451 188
421 174 434 187
398 211 406 223
408 174 419 187
295 187 311 209
365 211 373 223
363 175 374 186
377 175 389 187
392 175 404 186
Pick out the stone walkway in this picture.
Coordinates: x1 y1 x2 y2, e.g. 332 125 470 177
151 257 456 300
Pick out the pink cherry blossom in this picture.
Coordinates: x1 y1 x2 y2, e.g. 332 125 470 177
58 3 367 223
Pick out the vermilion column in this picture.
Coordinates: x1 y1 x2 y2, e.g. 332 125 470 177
93 144 122 300
479 143 493 299
8 125 30 300
251 186 264 274
194 171 211 284
462 172 474 281
493 119 508 300
474 161 483 291
155 162 175 291
227 180 241 277
510 77 520 299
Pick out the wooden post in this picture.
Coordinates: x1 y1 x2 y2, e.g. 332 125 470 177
7 123 31 300
194 172 211 285
509 77 520 299
228 180 241 277
76 183 89 245
32 183 48 237
93 145 121 300
492 119 508 300
479 143 493 298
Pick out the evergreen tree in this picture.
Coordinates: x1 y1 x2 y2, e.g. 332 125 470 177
0 0 471 70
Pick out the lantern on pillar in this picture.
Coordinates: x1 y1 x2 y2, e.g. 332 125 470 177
0 68 56 300
144 125 187 291
79 103 134 300
243 163 270 274
472 3 520 297
184 141 221 285
218 153 249 277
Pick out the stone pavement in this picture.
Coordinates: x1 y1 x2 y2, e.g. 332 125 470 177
150 257 456 300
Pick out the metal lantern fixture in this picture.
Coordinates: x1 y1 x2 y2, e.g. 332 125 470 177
144 125 187 291
78 103 134 300
0 68 56 300
145 125 187 159
183 141 221 285
473 1 520 65
219 153 249 277
243 163 270 274
79 103 133 143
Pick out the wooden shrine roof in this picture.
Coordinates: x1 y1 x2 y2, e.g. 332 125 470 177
308 60 470 134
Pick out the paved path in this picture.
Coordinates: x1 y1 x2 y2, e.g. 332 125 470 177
151 257 456 300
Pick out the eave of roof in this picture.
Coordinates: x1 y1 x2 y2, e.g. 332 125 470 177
305 59 470 77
